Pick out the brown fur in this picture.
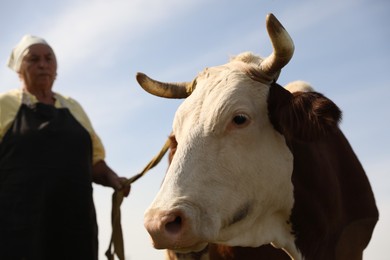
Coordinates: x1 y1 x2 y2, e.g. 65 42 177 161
268 82 342 141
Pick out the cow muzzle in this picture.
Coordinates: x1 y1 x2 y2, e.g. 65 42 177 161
144 207 208 253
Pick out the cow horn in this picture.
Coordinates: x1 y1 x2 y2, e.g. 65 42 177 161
136 72 193 99
260 13 295 77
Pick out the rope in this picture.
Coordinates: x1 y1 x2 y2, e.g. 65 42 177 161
105 137 171 260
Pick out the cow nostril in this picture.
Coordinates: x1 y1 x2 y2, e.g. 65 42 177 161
165 216 182 234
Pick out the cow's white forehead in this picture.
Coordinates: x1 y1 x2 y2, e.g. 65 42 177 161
173 59 270 138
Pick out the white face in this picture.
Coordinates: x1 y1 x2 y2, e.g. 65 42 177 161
20 44 57 92
144 63 295 253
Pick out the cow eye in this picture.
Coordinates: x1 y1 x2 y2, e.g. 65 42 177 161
232 114 248 125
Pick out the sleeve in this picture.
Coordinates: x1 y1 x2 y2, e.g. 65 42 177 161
58 94 106 165
0 89 22 141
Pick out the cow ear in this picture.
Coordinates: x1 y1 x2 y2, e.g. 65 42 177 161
268 83 342 141
267 82 293 136
168 134 178 164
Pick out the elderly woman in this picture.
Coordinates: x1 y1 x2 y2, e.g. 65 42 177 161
0 35 129 259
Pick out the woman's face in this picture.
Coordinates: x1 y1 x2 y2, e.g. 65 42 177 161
19 44 57 91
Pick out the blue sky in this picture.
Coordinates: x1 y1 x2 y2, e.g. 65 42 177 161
0 0 389 259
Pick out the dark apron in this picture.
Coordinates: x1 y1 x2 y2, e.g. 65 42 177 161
0 101 98 260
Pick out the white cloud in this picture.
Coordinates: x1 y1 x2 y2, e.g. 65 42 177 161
40 0 206 75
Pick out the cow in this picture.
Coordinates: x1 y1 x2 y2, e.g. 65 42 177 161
136 13 378 259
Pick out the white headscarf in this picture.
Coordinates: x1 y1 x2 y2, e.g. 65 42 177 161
7 35 50 72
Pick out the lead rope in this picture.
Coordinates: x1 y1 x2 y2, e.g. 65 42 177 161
105 137 172 260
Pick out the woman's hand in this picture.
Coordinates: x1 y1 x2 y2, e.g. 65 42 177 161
92 160 131 197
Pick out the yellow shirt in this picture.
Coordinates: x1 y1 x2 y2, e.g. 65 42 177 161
0 88 105 165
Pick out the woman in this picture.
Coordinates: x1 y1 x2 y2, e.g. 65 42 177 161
0 35 129 259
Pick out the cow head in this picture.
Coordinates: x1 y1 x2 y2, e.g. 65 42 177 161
138 14 340 258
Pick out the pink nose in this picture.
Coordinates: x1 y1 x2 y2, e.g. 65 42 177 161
144 209 195 249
